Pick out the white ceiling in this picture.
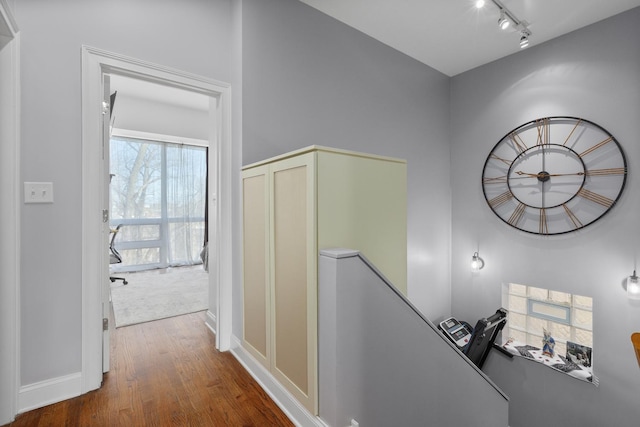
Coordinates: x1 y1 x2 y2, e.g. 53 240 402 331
299 0 640 76
110 0 640 105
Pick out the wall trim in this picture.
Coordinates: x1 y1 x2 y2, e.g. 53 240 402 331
18 373 82 415
230 335 327 427
0 1 19 423
81 45 234 395
205 309 217 336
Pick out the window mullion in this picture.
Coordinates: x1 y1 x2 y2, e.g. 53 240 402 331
160 143 169 267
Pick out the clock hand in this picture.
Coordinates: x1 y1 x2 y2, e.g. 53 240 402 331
514 171 541 177
514 171 585 178
548 172 585 177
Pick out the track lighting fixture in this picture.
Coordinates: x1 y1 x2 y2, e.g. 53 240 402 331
487 0 533 49
519 32 530 49
498 11 510 30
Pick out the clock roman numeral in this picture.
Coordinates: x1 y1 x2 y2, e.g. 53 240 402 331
562 204 583 229
489 191 513 208
483 175 508 184
562 119 582 146
536 118 550 146
579 136 614 157
508 132 528 154
508 202 526 227
577 188 614 208
490 153 513 166
539 208 548 234
585 167 626 176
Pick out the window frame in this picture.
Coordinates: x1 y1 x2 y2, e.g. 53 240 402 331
109 129 208 271
502 283 593 360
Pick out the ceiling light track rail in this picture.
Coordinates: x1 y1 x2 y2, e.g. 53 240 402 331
489 0 532 48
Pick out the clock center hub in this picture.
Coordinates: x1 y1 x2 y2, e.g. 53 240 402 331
507 144 586 209
537 171 550 182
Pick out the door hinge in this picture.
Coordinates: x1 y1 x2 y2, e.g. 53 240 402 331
102 209 109 223
103 318 109 331
102 101 110 115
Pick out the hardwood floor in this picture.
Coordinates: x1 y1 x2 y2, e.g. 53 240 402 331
5 312 294 426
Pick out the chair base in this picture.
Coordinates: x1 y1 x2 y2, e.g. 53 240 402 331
110 276 128 285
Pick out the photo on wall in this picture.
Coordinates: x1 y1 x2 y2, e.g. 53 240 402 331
566 341 592 368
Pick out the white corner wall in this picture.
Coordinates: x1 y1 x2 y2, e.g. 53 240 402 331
450 7 640 427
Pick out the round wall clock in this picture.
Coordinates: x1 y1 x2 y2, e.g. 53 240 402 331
482 116 627 235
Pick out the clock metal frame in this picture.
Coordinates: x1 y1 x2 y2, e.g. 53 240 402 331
482 116 627 235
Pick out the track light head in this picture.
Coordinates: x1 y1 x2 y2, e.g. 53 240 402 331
498 11 510 30
489 1 532 49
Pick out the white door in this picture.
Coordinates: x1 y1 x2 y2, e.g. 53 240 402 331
101 73 112 373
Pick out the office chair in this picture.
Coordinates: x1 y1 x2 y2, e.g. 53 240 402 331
109 224 128 285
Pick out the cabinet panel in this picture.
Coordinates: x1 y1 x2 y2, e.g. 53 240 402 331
317 151 407 293
242 170 269 365
273 164 309 394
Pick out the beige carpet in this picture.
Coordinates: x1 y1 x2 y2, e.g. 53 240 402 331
110 266 209 328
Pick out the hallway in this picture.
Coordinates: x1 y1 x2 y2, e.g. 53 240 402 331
5 312 293 426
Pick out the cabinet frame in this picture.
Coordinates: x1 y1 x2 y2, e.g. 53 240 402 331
242 145 407 415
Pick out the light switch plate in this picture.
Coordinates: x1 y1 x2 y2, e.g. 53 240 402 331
24 182 54 203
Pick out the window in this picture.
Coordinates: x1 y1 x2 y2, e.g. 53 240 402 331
503 283 593 363
110 135 207 271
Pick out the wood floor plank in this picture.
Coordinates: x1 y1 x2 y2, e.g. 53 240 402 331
4 312 294 427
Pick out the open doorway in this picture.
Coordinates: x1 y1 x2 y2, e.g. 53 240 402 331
108 75 211 328
81 46 233 394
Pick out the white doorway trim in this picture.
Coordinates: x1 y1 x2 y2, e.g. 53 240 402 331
81 46 233 393
0 1 20 423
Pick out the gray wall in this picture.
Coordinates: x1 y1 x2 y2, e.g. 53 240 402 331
240 0 452 334
15 0 640 425
15 0 233 386
319 250 508 427
450 8 640 427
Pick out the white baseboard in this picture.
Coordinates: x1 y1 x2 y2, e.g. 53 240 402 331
205 309 216 335
230 335 328 427
18 372 82 414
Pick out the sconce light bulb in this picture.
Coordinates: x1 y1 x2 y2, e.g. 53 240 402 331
471 252 485 271
628 270 640 299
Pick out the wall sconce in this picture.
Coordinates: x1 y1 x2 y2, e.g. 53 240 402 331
627 270 640 299
471 252 485 271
